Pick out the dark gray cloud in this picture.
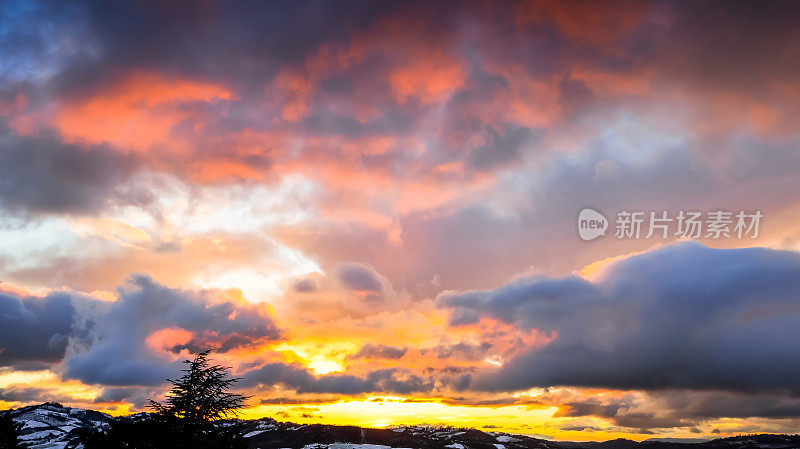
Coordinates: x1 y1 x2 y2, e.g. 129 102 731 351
554 390 800 430
240 363 433 395
349 343 407 360
336 262 384 294
19 0 395 96
439 243 800 393
0 289 73 366
468 125 540 171
555 398 628 418
655 390 800 420
0 122 142 215
425 341 493 361
292 277 319 293
63 275 282 386
613 414 691 431
652 1 800 90
0 386 55 403
93 387 152 408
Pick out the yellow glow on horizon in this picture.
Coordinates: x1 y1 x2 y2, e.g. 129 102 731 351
244 396 558 429
240 396 662 441
0 369 105 408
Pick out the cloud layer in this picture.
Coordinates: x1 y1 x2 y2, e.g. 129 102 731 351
440 243 800 393
0 290 73 367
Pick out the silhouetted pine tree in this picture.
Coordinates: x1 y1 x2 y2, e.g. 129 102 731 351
81 350 248 449
150 349 248 427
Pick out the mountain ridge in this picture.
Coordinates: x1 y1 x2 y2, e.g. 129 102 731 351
4 403 800 449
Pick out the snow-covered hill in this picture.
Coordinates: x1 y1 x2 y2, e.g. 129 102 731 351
7 402 113 449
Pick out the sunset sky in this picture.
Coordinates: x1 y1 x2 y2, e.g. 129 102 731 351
2 0 800 442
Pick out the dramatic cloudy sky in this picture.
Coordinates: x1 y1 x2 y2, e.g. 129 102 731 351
2 0 800 441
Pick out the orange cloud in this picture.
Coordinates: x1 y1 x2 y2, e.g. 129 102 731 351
273 40 369 122
146 327 193 353
389 49 466 105
55 71 232 152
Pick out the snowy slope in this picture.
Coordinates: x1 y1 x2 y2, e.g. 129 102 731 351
8 402 113 449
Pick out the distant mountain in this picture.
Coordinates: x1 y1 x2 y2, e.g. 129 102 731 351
240 421 559 449
560 435 800 449
5 403 800 449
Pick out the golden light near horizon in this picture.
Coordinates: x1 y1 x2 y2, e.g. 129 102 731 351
244 396 563 436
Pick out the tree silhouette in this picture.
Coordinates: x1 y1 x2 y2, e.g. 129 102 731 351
81 350 249 449
150 349 249 426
